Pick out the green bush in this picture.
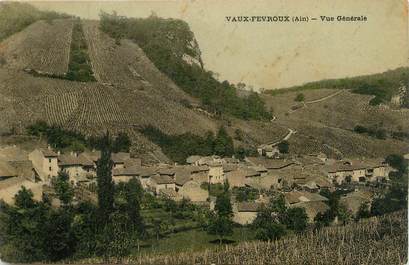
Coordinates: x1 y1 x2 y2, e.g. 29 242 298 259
66 20 96 82
294 93 305 102
140 125 240 164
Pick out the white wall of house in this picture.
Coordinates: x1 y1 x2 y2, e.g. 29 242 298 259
208 165 224 184
61 165 88 185
233 211 258 225
29 150 58 183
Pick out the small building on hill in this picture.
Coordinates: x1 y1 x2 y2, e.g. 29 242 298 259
58 152 95 185
289 201 329 223
208 161 224 184
148 174 176 194
324 159 390 184
233 201 262 225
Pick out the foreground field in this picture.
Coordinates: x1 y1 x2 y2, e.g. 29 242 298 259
101 211 407 265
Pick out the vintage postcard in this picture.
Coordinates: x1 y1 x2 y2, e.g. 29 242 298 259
0 1 407 264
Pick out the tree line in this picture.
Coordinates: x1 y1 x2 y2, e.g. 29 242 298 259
140 125 255 163
27 120 131 153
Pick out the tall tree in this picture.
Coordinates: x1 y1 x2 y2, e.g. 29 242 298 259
214 127 234 157
96 132 115 227
112 132 131 153
52 171 74 206
208 187 234 244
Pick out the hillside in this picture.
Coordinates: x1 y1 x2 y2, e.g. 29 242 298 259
89 211 407 265
261 80 409 158
0 5 287 162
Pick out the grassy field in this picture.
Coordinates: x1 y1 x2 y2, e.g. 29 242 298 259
137 227 255 256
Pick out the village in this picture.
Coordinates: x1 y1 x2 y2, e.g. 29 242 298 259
0 141 396 226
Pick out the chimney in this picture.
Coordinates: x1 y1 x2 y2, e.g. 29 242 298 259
47 145 51 150
57 151 61 156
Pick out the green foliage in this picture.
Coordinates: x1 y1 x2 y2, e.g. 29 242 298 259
0 188 76 262
252 202 288 241
140 126 238 164
283 207 308 232
112 132 131 153
294 93 305 102
207 188 234 244
255 222 286 241
99 12 271 120
0 2 71 41
96 133 115 226
277 140 289 154
385 154 408 173
370 184 407 216
213 127 234 157
353 125 387 140
356 202 371 220
207 215 233 244
233 187 259 202
26 121 131 152
200 182 225 197
52 171 74 206
215 192 233 218
99 212 133 262
66 20 96 82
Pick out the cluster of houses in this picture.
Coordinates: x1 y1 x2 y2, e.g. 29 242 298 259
0 144 398 225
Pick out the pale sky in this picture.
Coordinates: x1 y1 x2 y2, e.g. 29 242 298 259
28 0 409 90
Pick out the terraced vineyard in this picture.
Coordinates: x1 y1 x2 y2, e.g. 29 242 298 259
0 19 73 75
82 21 198 104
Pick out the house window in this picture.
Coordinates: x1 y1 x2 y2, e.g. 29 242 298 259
49 158 52 163
49 167 52 171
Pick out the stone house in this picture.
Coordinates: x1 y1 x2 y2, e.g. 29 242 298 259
257 144 280 158
233 202 262 225
29 147 59 183
188 165 210 184
58 152 95 185
325 159 390 184
138 167 156 189
112 166 141 184
284 191 328 206
289 201 330 223
208 161 224 184
246 157 296 174
0 161 18 181
148 174 176 194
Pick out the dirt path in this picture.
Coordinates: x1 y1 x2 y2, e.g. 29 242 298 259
305 90 345 104
266 127 296 146
288 90 345 114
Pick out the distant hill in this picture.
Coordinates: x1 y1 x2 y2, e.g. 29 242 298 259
0 2 72 41
265 67 409 107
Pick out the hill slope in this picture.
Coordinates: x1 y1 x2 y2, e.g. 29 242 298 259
0 15 287 162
